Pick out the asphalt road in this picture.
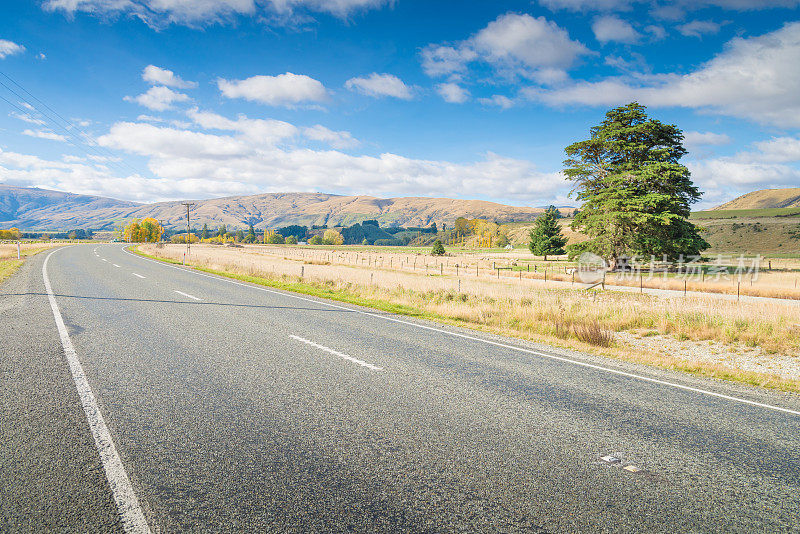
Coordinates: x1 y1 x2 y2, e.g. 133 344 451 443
2 243 800 532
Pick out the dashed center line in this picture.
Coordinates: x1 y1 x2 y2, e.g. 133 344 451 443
112 264 120 268
290 334 382 371
101 258 107 262
132 273 146 279
173 290 202 301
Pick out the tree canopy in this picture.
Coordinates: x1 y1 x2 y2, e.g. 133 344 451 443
528 207 567 260
124 218 163 243
564 102 707 266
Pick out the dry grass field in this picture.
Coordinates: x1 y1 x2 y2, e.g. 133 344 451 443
140 243 800 391
0 242 64 283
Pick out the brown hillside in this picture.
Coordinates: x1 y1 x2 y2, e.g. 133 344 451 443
0 186 563 230
714 188 800 210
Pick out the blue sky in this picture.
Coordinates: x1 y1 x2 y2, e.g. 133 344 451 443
1 0 799 209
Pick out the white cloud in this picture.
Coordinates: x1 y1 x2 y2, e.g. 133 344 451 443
124 86 190 111
539 0 636 10
142 65 197 88
10 112 46 125
683 131 732 151
592 15 641 44
752 136 800 163
41 0 391 27
218 73 328 107
478 95 516 109
421 13 589 82
677 20 721 38
436 82 469 103
53 115 567 204
644 25 667 40
526 22 800 127
21 129 67 142
303 125 360 149
0 39 24 59
186 107 298 144
344 73 413 99
541 0 800 12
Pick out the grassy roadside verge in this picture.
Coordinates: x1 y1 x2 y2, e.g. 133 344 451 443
0 244 66 285
133 246 800 394
0 259 24 284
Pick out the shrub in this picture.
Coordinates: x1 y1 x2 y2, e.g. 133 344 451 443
573 320 614 347
323 229 344 245
431 240 445 255
264 232 285 244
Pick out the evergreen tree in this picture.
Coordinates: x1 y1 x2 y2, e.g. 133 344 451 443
431 240 445 256
217 224 227 238
563 102 707 267
528 207 567 260
201 224 209 239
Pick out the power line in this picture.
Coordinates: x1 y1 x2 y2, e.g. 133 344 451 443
0 70 144 177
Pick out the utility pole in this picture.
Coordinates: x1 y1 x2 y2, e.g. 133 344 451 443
158 219 164 243
181 202 195 256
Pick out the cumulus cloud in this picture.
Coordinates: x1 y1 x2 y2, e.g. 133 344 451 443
124 86 190 111
41 0 391 27
186 107 298 144
218 73 328 107
751 136 800 163
345 73 414 99
0 39 25 59
21 129 67 142
303 125 360 149
525 22 800 127
142 65 197 88
421 13 589 82
436 82 469 103
478 95 516 109
592 16 641 44
677 20 721 38
683 131 732 152
0 112 563 204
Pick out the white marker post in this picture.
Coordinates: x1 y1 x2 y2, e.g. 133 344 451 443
17 241 21 259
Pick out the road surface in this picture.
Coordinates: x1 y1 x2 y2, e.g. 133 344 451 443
2 243 799 532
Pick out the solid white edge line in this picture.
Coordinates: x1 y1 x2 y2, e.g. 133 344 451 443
173 290 201 301
123 246 800 417
290 334 382 370
132 273 146 279
43 248 151 533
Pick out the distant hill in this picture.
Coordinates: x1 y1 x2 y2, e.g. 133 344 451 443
713 188 800 210
0 185 561 231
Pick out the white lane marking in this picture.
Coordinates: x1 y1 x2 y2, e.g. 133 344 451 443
290 334 382 371
43 249 151 533
173 290 201 301
113 264 121 268
124 247 800 417
102 258 108 262
132 273 146 279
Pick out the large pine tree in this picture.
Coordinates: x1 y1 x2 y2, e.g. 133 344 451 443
563 102 707 268
529 207 567 260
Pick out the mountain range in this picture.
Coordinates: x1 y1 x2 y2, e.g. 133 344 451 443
0 185 556 230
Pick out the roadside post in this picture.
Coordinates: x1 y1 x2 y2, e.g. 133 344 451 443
17 240 21 259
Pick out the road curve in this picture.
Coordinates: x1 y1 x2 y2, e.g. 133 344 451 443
2 243 799 532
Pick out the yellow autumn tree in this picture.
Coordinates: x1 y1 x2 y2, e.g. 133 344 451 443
0 228 22 240
123 218 163 242
322 228 344 245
